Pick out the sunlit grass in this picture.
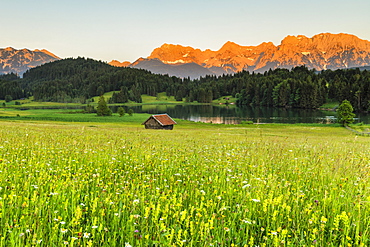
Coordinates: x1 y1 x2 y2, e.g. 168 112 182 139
140 92 178 104
348 123 370 134
0 108 30 117
0 121 368 246
320 99 340 109
0 110 150 125
212 95 237 104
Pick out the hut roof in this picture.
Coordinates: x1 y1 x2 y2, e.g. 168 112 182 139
142 114 177 126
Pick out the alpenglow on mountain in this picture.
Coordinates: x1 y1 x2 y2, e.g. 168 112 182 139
111 33 370 78
1 33 370 78
0 47 59 75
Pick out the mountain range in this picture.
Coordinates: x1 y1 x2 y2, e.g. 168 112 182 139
1 33 370 78
111 33 370 78
0 47 59 75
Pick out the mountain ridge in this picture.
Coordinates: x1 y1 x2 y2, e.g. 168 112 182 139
1 32 370 78
110 33 370 77
0 47 60 75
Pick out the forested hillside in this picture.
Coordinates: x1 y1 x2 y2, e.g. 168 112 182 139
233 67 370 111
21 57 183 103
0 73 26 101
0 57 369 112
181 66 370 112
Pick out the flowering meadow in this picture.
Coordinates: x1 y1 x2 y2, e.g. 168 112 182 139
0 121 369 246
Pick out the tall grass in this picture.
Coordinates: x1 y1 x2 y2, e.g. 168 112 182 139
0 121 368 246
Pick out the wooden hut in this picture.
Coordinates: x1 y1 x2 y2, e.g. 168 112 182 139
142 114 177 130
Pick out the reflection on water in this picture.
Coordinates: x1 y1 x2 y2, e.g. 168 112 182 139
114 105 370 124
186 116 241 124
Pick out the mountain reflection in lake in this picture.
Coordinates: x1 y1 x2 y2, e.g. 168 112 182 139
115 105 370 124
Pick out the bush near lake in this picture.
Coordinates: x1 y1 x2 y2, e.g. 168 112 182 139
96 95 112 116
0 122 369 246
337 100 356 126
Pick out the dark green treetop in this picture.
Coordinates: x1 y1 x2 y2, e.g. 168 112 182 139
96 95 112 116
337 100 355 125
117 107 125 117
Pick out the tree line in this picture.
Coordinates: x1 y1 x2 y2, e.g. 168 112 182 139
187 66 370 112
0 73 27 101
0 57 369 112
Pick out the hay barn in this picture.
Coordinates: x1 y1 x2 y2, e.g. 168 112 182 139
142 114 177 130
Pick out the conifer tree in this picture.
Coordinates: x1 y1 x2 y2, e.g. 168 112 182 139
117 107 125 117
128 109 134 116
4 95 12 102
96 95 112 116
337 100 355 125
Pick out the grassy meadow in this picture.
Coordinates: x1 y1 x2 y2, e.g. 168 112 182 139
0 120 369 246
1 91 236 110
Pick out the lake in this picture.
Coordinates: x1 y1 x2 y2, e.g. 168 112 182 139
121 104 370 124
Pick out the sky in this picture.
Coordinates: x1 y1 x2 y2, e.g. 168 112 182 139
3 0 370 63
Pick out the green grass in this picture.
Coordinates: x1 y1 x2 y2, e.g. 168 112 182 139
0 109 150 125
3 96 83 108
320 99 340 109
212 95 237 104
91 91 117 103
0 94 345 114
0 108 29 117
141 92 178 104
3 92 239 109
0 120 369 246
0 107 350 129
347 123 370 134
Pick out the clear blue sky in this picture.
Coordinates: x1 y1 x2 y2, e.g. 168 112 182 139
3 0 370 62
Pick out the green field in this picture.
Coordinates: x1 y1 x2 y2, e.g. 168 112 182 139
0 119 369 246
0 109 149 125
319 100 340 110
1 92 236 109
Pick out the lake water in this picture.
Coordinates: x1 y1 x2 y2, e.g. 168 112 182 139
123 104 370 124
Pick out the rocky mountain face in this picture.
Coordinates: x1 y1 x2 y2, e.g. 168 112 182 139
109 60 131 67
3 33 369 79
111 33 370 78
0 47 60 76
129 58 214 79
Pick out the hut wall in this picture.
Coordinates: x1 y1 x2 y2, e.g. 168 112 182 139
144 118 162 129
144 117 174 130
163 125 174 130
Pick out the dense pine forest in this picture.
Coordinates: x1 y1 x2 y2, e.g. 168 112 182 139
1 57 370 112
21 58 182 104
